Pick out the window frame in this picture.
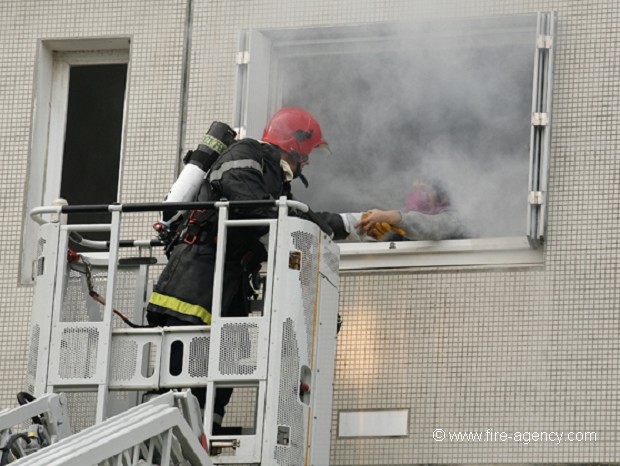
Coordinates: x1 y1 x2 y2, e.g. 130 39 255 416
527 13 556 248
21 39 130 283
233 14 555 270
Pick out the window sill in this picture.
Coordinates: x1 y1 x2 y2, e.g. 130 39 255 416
338 236 542 271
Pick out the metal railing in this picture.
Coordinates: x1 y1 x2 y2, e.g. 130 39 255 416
11 392 212 466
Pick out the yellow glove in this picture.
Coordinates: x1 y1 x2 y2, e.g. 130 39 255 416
362 213 406 240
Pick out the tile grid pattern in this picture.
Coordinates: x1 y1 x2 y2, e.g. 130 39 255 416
0 0 187 408
1 0 619 464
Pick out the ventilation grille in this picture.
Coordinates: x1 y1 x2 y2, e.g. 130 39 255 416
110 339 138 382
59 327 99 379
189 336 210 377
291 231 319 358
275 318 303 466
26 324 40 393
219 323 258 376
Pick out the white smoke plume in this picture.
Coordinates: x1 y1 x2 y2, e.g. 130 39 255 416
279 16 536 238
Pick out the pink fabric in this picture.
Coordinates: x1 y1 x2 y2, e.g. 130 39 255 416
403 187 447 214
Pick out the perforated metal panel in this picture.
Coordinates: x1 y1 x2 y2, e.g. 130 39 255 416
219 322 259 376
42 253 156 404
256 217 339 465
110 339 138 382
114 268 143 325
58 327 99 379
27 223 62 398
322 238 340 281
35 238 46 277
61 271 101 322
107 329 210 390
291 230 319 358
64 392 98 433
61 267 142 327
188 336 210 378
25 324 40 394
274 317 304 466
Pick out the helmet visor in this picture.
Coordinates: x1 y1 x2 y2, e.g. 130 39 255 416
310 143 331 158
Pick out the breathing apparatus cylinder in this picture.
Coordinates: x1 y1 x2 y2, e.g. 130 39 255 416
165 121 237 205
155 121 236 238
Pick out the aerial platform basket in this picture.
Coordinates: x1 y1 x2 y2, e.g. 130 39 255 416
21 197 340 465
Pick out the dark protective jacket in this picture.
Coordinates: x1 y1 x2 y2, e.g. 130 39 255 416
147 139 346 325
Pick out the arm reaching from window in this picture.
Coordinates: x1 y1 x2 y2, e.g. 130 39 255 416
352 178 470 241
353 208 467 241
394 208 468 240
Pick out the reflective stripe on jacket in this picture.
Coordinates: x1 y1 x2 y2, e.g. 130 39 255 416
148 291 211 325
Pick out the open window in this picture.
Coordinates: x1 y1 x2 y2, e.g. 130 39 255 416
233 13 555 268
22 39 130 282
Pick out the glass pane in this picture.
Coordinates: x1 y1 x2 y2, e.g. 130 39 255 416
61 63 127 247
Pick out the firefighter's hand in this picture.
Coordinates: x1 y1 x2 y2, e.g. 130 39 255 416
355 210 405 240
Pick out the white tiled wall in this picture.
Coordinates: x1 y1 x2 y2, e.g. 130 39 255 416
1 0 618 464
0 0 187 409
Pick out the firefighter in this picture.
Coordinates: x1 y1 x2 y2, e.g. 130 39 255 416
146 107 347 433
351 178 468 241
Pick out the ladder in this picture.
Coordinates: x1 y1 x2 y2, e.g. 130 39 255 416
0 393 72 463
11 391 212 466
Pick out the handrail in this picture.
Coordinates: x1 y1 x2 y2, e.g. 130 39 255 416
29 198 314 250
30 198 310 225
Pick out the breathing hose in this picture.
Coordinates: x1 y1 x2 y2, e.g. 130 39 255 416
0 433 31 466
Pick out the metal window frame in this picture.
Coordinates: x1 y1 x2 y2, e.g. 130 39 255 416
527 12 556 248
234 14 555 265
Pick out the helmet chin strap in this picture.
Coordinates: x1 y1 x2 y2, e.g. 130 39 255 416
298 173 309 188
289 149 310 188
290 163 309 188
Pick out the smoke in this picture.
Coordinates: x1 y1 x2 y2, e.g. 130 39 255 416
280 17 536 238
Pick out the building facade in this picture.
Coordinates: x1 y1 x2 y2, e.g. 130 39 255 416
1 0 618 464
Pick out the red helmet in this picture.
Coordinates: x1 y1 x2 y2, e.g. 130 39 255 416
262 107 328 164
